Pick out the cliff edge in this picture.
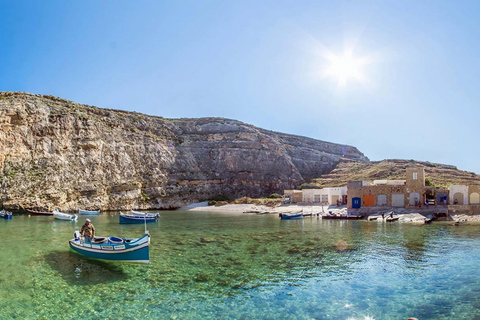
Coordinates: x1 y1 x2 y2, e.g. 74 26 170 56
0 92 368 210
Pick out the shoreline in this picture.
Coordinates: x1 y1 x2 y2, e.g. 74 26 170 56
180 202 480 223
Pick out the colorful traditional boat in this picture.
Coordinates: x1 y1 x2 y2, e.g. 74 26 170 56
69 232 150 263
78 209 100 215
0 210 12 219
279 212 303 220
53 209 78 221
26 208 53 216
119 212 159 224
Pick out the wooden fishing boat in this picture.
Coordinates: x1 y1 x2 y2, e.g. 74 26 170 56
26 209 53 216
279 212 303 220
53 209 78 221
78 209 100 215
0 210 12 219
69 232 150 263
119 212 159 224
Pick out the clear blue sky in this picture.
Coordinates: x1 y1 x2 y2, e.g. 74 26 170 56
2 1 480 173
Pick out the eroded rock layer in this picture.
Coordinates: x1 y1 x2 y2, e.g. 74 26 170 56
0 92 368 210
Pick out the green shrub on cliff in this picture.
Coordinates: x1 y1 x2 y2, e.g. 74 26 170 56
268 193 282 199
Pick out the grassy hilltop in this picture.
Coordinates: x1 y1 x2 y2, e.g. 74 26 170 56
309 159 480 188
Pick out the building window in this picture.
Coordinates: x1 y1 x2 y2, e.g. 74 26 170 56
413 172 417 180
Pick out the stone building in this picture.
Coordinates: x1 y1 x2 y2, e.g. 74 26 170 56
286 167 480 210
283 190 303 203
347 167 439 209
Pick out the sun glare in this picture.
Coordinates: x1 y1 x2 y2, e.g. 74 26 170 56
323 51 367 87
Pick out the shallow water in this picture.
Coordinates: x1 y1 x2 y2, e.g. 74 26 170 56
1 211 480 319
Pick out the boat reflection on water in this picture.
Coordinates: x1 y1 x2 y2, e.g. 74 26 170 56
44 251 128 285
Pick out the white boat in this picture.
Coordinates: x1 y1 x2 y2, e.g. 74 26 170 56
130 210 159 218
78 209 100 215
53 209 78 221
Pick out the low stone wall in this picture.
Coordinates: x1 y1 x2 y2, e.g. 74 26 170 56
448 205 480 215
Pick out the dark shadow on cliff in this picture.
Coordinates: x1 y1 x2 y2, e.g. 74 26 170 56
44 251 128 285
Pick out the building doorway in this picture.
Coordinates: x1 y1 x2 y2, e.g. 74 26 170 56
392 194 405 207
409 192 420 206
352 197 361 208
363 195 374 207
453 192 464 205
378 195 387 206
437 193 447 205
470 192 480 204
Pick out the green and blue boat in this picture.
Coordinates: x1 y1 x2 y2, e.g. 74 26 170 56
69 232 150 263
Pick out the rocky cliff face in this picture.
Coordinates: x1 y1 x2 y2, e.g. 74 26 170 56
0 92 368 211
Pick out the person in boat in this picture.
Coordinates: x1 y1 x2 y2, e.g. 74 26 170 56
80 218 95 243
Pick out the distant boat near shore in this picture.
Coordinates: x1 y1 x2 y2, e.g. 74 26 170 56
0 210 12 219
119 211 159 224
26 209 53 216
279 212 303 220
79 209 100 215
322 212 364 220
53 209 78 221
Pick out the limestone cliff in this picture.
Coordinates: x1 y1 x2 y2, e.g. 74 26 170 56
0 92 368 211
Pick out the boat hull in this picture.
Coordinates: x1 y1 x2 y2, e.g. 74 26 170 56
279 213 303 220
26 209 53 216
0 210 12 219
79 209 100 215
322 215 364 220
69 234 150 263
53 210 78 221
119 214 158 224
386 217 399 222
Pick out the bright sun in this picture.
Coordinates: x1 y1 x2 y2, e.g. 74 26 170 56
324 51 366 87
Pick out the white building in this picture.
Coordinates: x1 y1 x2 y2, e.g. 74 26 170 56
302 187 347 205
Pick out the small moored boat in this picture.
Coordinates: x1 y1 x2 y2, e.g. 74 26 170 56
130 210 159 216
119 211 159 224
386 215 399 222
279 212 303 220
69 231 150 263
322 215 363 220
78 209 100 215
0 210 12 219
53 209 78 221
26 209 53 216
385 210 399 222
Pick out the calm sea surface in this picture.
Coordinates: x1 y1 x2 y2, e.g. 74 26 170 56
1 211 480 319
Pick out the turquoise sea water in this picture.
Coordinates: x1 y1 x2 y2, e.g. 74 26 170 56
1 211 480 319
